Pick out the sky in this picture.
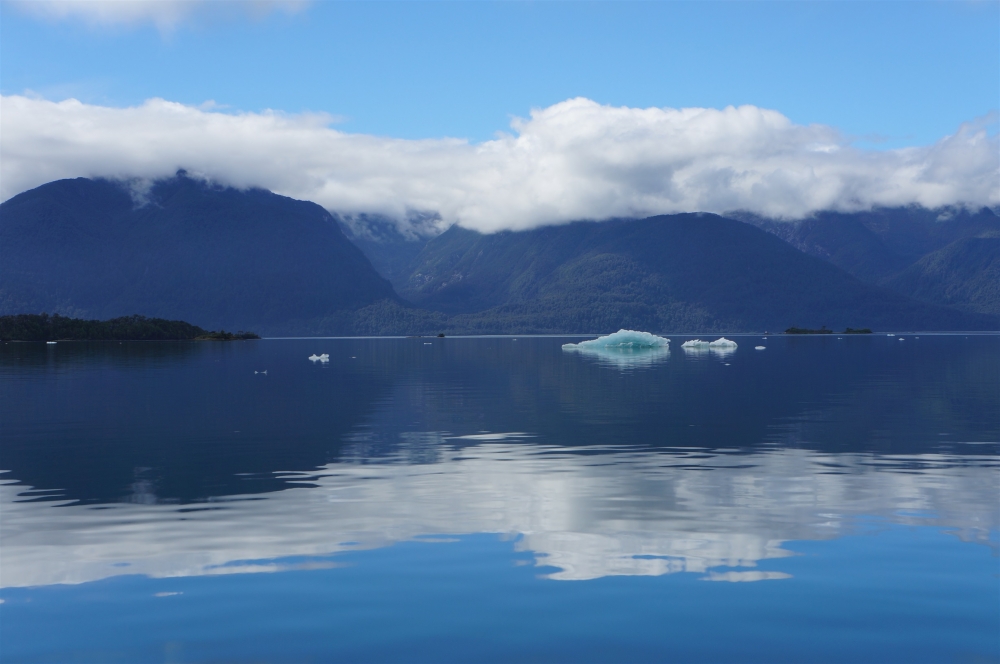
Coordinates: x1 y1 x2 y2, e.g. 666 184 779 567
1 0 998 231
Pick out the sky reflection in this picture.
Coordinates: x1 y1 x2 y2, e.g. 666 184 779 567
2 443 996 588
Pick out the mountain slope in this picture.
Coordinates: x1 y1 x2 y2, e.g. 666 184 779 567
0 175 398 331
742 207 1000 314
398 214 996 332
882 237 1000 317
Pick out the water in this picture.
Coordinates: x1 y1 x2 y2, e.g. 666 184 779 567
1 334 997 663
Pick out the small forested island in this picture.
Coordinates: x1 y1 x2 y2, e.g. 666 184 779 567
784 326 872 334
0 314 259 342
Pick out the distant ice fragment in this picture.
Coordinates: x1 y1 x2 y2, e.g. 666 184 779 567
46 341 56 345
755 346 766 350
887 333 895 337
308 353 330 362
709 338 737 348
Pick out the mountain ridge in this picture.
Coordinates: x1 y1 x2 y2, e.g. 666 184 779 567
0 175 399 331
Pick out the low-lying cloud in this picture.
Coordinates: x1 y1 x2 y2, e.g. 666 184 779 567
1 94 997 233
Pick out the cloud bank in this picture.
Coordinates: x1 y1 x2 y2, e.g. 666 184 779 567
1 95 997 233
9 0 308 31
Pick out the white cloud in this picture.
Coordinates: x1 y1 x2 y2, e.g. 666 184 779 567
9 0 308 31
1 94 997 233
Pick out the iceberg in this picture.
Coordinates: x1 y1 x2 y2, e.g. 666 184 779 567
682 337 737 358
308 353 330 363
563 329 670 350
755 346 766 350
562 330 671 368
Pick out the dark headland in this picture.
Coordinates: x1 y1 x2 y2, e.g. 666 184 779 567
0 314 259 342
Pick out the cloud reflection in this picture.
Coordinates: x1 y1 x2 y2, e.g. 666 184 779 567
1 444 996 588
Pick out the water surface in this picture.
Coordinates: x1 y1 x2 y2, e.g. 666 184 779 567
1 334 997 662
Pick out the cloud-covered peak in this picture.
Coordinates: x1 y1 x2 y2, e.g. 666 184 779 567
1 94 997 233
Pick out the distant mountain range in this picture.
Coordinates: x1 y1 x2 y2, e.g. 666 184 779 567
737 207 1000 317
2 176 996 334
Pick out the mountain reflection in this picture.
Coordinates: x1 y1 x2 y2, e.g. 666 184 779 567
3 442 996 588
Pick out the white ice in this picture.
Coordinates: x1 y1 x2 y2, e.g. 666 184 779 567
562 330 671 368
563 329 670 350
755 346 766 350
682 337 737 357
308 353 330 362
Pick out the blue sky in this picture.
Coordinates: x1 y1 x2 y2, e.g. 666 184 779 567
2 1 997 147
1 1 997 227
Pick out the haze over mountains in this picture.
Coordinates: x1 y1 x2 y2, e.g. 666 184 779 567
1 174 996 335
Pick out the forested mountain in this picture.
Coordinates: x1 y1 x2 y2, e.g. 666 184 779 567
742 207 1000 316
391 214 995 333
882 237 1000 316
0 175 398 332
3 178 995 335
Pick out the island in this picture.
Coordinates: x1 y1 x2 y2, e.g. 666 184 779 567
0 314 259 342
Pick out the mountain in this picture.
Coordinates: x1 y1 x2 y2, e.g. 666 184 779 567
0 175 398 332
882 237 1000 316
336 212 438 285
393 214 996 333
741 207 1000 315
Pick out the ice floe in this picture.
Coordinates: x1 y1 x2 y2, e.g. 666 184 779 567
308 353 330 363
755 346 766 350
682 337 738 357
563 329 670 350
562 330 670 368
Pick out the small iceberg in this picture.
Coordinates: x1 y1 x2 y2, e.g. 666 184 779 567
562 329 670 368
46 341 57 345
308 353 330 363
755 346 766 350
682 337 738 357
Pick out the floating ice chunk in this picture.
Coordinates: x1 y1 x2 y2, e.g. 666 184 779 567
563 330 670 368
898 338 904 341
46 341 56 345
308 353 330 362
887 333 895 337
563 329 670 350
755 346 766 350
683 337 737 357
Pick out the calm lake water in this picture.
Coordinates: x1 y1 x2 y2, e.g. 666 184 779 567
1 334 998 663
